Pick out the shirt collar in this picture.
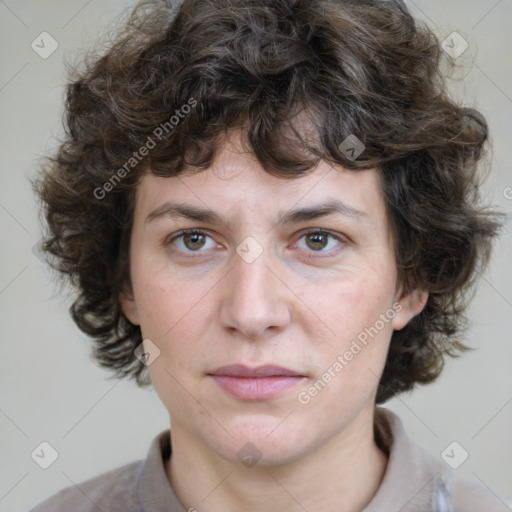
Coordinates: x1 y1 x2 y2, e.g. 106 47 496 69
363 407 446 511
137 428 187 512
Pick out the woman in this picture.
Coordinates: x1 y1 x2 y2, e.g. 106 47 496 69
29 0 508 510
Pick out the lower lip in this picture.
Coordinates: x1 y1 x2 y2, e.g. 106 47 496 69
210 375 304 400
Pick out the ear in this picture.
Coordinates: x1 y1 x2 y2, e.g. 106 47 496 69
392 286 429 331
119 288 140 326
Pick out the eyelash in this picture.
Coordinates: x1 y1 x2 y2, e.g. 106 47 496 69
163 228 347 259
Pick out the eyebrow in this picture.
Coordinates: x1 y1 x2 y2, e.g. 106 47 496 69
145 199 371 226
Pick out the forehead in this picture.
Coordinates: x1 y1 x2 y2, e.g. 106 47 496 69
134 130 388 233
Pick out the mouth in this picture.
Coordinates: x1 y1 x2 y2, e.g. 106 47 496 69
207 364 307 401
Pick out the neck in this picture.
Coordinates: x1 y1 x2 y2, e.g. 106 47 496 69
166 407 389 512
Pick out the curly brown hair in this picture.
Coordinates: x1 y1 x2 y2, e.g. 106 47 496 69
32 0 505 404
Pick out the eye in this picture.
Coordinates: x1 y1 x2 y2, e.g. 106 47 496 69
164 228 347 259
294 229 346 257
165 229 218 255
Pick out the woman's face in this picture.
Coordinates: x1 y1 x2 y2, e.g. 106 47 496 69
120 130 426 466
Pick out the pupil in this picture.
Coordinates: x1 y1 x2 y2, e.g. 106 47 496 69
307 233 327 250
185 233 204 250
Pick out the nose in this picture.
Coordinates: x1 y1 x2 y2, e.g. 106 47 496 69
218 242 292 340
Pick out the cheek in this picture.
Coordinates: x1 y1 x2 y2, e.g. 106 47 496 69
139 276 208 408
132 259 191 335
305 271 397 391
134 270 216 370
302 285 395 413
320 274 394 338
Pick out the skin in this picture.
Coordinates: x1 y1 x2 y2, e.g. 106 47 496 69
120 129 428 512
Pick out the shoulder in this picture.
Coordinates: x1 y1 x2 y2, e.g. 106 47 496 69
26 460 144 512
26 429 174 512
448 472 511 511
371 408 511 512
404 436 508 511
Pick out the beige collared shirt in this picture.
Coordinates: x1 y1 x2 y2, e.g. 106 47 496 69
27 408 510 512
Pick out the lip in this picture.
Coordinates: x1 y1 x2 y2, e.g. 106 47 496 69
208 364 304 378
207 364 306 401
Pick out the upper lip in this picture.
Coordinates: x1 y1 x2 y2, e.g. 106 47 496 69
208 364 305 378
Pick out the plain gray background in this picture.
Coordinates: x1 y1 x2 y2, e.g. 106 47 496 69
0 1 511 511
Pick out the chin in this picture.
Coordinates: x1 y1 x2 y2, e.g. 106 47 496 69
206 415 315 467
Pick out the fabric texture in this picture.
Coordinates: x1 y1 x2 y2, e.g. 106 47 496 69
27 407 510 512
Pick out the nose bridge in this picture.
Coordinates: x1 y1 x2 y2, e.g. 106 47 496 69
219 236 291 338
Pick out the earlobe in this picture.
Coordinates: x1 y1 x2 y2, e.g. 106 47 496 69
392 288 429 331
119 289 140 326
